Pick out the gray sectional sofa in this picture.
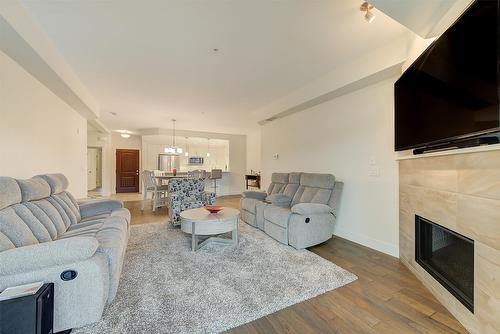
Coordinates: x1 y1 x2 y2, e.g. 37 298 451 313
241 172 342 249
0 174 130 332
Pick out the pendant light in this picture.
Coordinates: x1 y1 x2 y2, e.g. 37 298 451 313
164 119 183 155
184 137 189 157
206 138 211 157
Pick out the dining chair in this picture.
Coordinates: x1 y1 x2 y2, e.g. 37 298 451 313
142 170 168 211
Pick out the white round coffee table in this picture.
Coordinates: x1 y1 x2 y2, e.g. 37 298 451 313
180 207 240 251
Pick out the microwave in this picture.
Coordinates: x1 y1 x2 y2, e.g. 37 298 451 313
188 156 204 165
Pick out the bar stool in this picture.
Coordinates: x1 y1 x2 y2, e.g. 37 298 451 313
209 169 222 195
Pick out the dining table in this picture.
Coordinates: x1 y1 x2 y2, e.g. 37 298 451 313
154 174 187 185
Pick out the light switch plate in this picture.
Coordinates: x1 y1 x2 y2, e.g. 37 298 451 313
368 167 380 177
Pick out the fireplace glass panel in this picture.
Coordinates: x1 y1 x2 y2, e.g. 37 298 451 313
415 215 474 312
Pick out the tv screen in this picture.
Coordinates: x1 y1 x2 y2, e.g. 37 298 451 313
395 0 500 151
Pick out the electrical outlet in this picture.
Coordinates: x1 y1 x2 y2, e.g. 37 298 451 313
273 153 279 160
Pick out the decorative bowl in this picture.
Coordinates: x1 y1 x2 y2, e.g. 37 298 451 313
204 206 223 214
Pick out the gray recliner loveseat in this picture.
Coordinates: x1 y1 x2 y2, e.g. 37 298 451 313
0 174 130 332
241 172 342 249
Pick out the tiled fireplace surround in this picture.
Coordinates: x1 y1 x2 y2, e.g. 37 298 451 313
399 150 500 334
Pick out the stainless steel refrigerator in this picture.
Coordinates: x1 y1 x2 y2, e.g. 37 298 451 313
158 154 180 172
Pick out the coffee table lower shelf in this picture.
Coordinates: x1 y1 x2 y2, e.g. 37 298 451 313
180 207 240 252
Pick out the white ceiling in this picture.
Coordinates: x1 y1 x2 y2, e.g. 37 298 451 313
22 0 409 134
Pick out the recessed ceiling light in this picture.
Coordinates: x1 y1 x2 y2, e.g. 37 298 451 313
110 112 117 116
117 130 132 138
213 48 219 52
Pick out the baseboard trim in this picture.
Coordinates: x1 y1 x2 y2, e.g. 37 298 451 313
333 226 399 257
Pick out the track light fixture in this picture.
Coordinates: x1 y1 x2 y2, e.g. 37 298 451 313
360 2 375 23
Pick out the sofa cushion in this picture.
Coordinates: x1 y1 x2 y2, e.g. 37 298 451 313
288 172 302 184
264 206 292 228
0 231 15 251
12 204 52 243
54 192 81 222
59 225 102 239
292 187 332 206
30 199 67 237
267 173 289 195
271 173 289 184
81 213 109 222
291 173 336 206
241 191 267 200
0 177 21 210
36 174 69 195
78 199 123 221
0 207 39 247
268 183 286 195
48 197 76 227
291 203 331 215
16 178 51 202
67 220 105 232
300 173 335 189
265 194 292 207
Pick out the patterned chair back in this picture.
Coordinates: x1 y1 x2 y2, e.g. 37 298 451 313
167 178 205 197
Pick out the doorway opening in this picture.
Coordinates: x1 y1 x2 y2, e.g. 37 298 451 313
87 147 103 196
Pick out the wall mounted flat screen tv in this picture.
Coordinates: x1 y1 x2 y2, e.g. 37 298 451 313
395 0 500 151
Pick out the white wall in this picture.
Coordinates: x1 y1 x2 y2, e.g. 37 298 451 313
261 77 399 256
246 128 261 174
0 50 87 197
0 1 99 119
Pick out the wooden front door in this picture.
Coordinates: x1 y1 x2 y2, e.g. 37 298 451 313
116 149 140 193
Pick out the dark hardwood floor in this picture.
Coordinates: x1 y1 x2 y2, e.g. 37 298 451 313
125 195 468 334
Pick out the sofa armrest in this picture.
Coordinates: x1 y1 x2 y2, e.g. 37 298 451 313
78 199 124 219
291 203 332 215
0 237 98 276
242 191 267 200
266 194 292 207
